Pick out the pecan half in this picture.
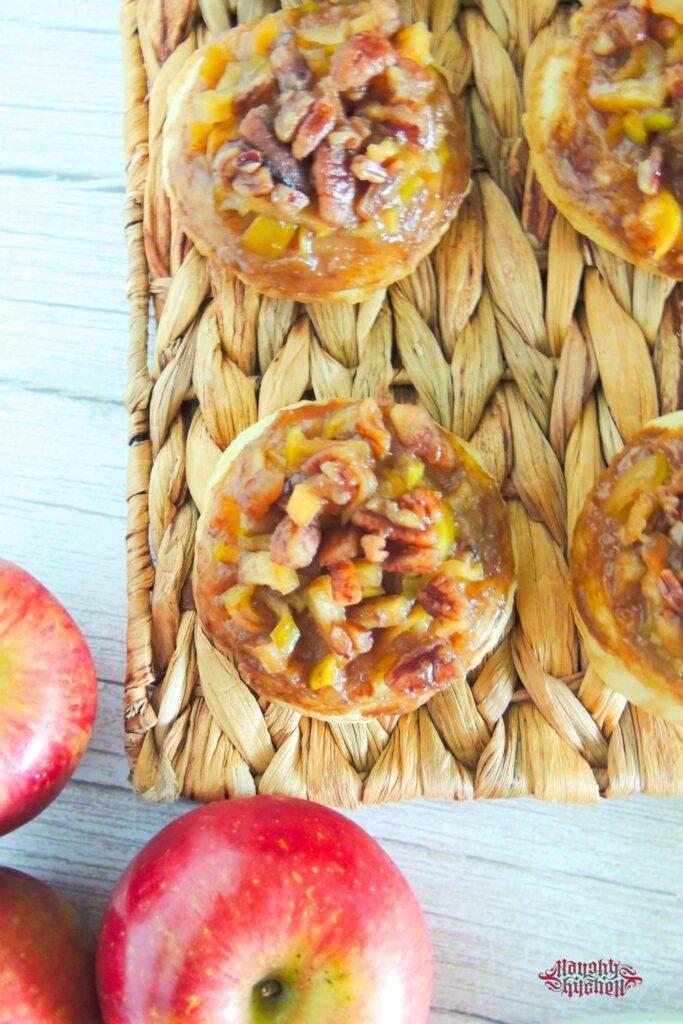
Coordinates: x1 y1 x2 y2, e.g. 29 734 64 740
419 574 468 622
318 525 362 565
330 31 396 91
270 183 310 214
292 97 337 160
274 90 315 143
375 58 434 104
270 516 321 568
329 561 363 606
351 154 389 183
386 640 458 693
270 36 314 91
239 105 307 191
312 141 357 227
233 167 274 196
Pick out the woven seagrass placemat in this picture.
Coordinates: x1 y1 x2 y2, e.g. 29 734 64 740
121 0 683 805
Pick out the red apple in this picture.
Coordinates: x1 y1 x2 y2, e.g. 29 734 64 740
0 867 101 1023
0 560 97 835
97 796 433 1023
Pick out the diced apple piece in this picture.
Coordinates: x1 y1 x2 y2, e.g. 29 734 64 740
383 604 433 644
223 584 255 608
286 483 323 528
353 560 383 593
435 502 456 558
238 551 300 594
286 483 323 527
297 21 347 46
223 584 266 632
270 607 301 656
216 63 243 91
193 90 234 124
350 594 412 629
650 0 683 25
366 139 400 163
242 217 298 259
323 406 359 438
254 12 281 54
622 111 648 144
248 640 288 673
214 540 239 563
309 653 344 691
395 22 432 64
641 107 676 130
606 452 671 514
284 427 329 468
306 576 346 634
589 76 668 112
441 558 484 582
637 189 682 259
201 44 229 87
190 122 212 151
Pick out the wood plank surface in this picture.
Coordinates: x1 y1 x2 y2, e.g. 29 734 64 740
0 8 681 1024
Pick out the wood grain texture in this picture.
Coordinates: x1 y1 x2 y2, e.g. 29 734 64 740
0 8 681 1024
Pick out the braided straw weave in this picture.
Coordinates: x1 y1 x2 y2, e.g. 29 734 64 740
122 0 683 805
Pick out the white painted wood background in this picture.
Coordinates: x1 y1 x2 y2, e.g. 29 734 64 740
0 4 681 1022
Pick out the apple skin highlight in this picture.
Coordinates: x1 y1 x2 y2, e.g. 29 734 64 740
0 560 98 836
97 795 433 1024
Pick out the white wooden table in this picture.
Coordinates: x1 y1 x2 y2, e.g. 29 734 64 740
0 5 681 1022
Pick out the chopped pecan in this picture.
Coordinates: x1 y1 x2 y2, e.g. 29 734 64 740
330 31 396 92
213 141 249 178
239 105 307 191
351 155 389 183
419 574 468 622
360 533 388 563
375 58 434 104
389 404 457 471
659 569 683 617
352 504 436 548
312 141 357 227
275 90 315 143
329 116 371 150
310 458 378 507
270 36 314 91
360 101 435 146
228 467 285 521
329 622 374 658
270 183 310 214
233 166 274 196
292 97 337 159
386 640 458 693
399 487 442 526
317 77 345 124
329 561 363 605
318 525 362 565
270 515 321 569
235 148 263 173
356 171 398 220
297 0 401 45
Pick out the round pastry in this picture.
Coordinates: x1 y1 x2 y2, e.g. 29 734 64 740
525 0 683 278
163 0 471 302
194 398 516 721
569 411 683 722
